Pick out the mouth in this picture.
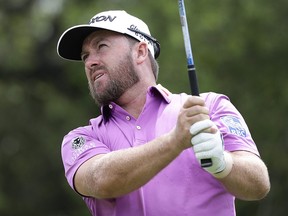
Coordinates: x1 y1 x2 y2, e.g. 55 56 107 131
92 72 105 82
95 73 104 81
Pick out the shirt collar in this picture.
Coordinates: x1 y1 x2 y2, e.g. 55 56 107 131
148 84 172 103
100 84 172 123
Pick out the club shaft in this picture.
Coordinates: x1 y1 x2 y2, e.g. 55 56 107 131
178 0 198 96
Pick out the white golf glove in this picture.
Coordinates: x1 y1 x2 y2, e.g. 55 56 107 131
190 119 233 178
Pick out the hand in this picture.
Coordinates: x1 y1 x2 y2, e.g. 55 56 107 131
190 119 233 178
172 96 210 151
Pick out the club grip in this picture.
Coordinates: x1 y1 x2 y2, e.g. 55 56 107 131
200 158 213 167
187 66 199 96
188 66 213 168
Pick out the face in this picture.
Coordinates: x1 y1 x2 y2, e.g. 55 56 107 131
81 31 139 106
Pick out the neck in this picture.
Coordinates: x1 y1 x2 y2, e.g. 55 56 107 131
116 82 155 119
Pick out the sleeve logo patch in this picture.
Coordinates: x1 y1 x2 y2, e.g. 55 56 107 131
71 136 86 149
221 116 247 137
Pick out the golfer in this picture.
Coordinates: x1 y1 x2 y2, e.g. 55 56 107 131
57 10 270 216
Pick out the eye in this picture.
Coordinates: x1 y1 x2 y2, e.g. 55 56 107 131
98 43 107 50
81 53 88 62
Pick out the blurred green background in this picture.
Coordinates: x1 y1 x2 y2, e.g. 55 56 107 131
0 0 287 215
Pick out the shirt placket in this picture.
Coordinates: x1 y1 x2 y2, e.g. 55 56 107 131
134 120 146 146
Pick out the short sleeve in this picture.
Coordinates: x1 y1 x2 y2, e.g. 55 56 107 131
61 126 111 190
203 92 259 156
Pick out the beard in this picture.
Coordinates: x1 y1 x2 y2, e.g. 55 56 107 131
88 53 139 106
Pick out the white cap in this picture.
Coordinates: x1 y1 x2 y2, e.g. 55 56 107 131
57 10 160 61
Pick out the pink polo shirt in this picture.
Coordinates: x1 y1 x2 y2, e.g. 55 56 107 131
61 85 259 216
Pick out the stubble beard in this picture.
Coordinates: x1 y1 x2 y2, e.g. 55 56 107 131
88 54 139 106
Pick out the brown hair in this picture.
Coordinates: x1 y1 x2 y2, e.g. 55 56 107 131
125 35 159 81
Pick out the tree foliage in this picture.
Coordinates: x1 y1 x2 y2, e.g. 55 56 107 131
0 0 287 215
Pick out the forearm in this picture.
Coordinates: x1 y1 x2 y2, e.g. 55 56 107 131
218 151 270 200
76 133 182 199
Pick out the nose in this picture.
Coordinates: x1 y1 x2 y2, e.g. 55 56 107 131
84 52 100 71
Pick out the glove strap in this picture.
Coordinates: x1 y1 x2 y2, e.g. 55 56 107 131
213 151 233 179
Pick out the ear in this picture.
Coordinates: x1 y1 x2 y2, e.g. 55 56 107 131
135 42 149 64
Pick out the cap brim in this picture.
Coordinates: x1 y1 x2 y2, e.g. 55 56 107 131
57 25 100 61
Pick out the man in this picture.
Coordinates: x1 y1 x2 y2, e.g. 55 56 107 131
57 10 270 216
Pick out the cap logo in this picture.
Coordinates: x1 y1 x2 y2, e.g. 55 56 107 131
89 15 117 24
129 24 152 45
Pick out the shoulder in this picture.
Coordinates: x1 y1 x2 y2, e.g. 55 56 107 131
63 115 104 142
201 92 230 104
200 92 233 113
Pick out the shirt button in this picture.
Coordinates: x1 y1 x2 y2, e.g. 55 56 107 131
108 104 113 109
136 126 141 130
126 116 131 121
